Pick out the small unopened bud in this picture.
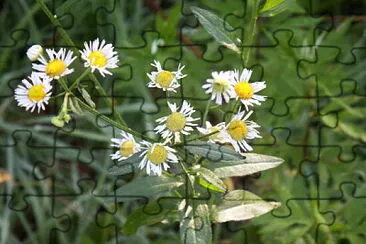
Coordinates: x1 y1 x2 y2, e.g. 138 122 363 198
51 116 65 127
26 45 43 62
63 114 71 123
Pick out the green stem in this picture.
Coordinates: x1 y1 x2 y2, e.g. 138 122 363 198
69 68 90 90
241 0 259 68
174 130 219 146
178 160 195 196
38 0 127 127
202 98 212 125
76 98 155 143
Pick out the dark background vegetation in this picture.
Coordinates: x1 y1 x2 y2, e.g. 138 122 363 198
0 0 365 243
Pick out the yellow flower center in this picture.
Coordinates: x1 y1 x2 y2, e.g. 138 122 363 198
46 59 66 77
88 51 107 67
208 126 221 140
156 71 175 88
166 112 186 132
27 84 46 102
147 145 168 165
119 140 135 157
234 82 253 99
227 120 247 141
212 78 229 93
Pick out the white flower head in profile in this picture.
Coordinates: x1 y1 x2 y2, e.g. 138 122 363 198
231 68 266 110
26 45 43 62
147 60 186 92
32 48 76 80
222 110 261 152
14 72 53 113
139 142 178 176
197 121 230 144
80 38 119 77
110 131 140 161
202 71 234 105
154 100 199 144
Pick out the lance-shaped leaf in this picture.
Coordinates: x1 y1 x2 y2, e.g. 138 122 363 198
180 200 212 244
184 141 243 162
212 190 280 223
208 153 284 178
111 175 183 202
195 167 227 193
108 152 143 176
121 198 180 235
79 87 95 108
191 6 240 53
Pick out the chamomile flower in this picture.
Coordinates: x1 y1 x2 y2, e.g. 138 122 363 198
155 100 199 143
26 45 43 62
231 68 266 110
139 142 178 176
147 60 186 92
197 121 230 143
202 71 234 105
32 48 76 80
79 38 119 77
14 72 53 113
110 131 140 161
222 110 261 152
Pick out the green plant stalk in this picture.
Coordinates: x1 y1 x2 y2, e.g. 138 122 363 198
69 68 90 90
37 0 127 127
76 98 155 143
56 77 154 142
202 98 212 125
230 0 259 118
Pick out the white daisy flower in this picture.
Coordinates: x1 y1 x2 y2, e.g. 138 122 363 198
231 68 266 110
197 121 230 143
26 45 43 62
79 38 119 77
222 110 261 152
32 48 76 80
139 142 178 176
14 72 53 113
154 100 199 144
202 71 234 105
147 60 186 92
110 131 141 161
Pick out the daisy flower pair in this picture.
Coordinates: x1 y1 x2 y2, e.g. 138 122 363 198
197 110 261 152
15 39 119 113
110 131 178 176
202 68 267 110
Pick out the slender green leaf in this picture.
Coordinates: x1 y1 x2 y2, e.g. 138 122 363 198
121 198 180 235
79 87 96 108
191 6 240 53
180 201 212 244
112 175 183 202
212 190 280 223
184 141 243 161
196 167 227 193
69 97 83 115
208 153 284 178
259 0 285 13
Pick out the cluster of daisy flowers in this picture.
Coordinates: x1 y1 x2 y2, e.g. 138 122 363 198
14 39 119 114
110 61 266 176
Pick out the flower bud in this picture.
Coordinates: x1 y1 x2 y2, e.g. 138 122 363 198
51 116 65 127
26 45 43 62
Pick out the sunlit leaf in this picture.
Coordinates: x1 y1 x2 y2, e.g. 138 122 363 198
212 190 280 222
208 153 284 178
191 6 240 53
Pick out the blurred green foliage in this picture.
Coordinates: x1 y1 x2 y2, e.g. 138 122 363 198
0 0 365 243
